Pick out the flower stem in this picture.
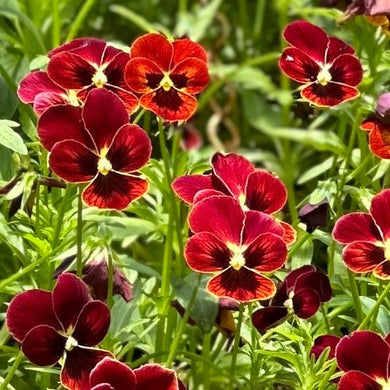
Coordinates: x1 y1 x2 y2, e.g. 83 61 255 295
0 349 23 390
66 0 97 41
320 304 331 334
229 304 245 390
76 187 83 277
51 0 61 47
52 185 73 249
202 332 211 390
34 180 41 239
347 270 364 324
132 108 146 125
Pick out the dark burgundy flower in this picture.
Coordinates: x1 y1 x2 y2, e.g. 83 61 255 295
336 331 390 389
279 20 363 107
124 33 209 122
252 265 332 333
333 189 390 279
311 335 341 360
90 357 184 390
185 195 288 302
37 88 151 209
6 273 112 390
298 199 329 233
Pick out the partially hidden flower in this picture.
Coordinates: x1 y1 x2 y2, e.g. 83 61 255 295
185 195 288 302
6 273 112 390
124 33 209 122
180 123 203 151
37 88 151 209
90 357 185 390
251 265 332 333
279 20 363 107
172 152 296 245
332 189 390 279
336 330 390 389
298 199 329 233
311 334 341 360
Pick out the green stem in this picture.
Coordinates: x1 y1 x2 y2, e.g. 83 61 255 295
229 304 245 390
347 270 364 324
51 0 61 47
76 188 83 277
288 231 311 259
34 181 41 239
52 185 73 248
202 332 211 390
320 305 331 334
66 0 97 41
132 108 146 125
0 350 23 390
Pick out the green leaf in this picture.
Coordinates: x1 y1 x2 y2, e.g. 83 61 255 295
0 120 27 154
29 55 49 70
298 157 335 185
360 296 390 334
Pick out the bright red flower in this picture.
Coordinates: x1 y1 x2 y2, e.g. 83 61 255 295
90 357 184 390
172 152 295 245
37 88 151 209
185 195 288 302
251 265 332 333
124 33 209 122
336 331 390 389
6 273 112 390
279 20 363 107
332 189 390 279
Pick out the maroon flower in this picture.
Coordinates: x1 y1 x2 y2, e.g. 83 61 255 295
6 273 112 390
311 335 341 360
298 199 329 233
180 123 203 151
332 189 390 279
185 195 288 302
90 357 184 390
124 33 209 122
279 20 363 107
37 88 151 209
336 331 390 389
251 265 332 333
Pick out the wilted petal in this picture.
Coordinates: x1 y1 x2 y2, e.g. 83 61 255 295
343 241 385 274
134 364 178 390
310 335 340 360
338 371 382 390
172 38 208 66
292 287 320 318
251 306 288 334
294 271 332 302
370 189 390 240
172 175 214 204
171 58 209 94
330 54 363 87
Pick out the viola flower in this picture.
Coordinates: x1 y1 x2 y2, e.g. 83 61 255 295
311 335 341 360
185 195 288 302
180 123 203 151
279 20 363 107
90 357 185 390
124 33 209 122
336 331 390 389
298 199 329 233
332 189 390 279
251 265 332 333
6 273 112 390
37 88 151 209
172 152 296 245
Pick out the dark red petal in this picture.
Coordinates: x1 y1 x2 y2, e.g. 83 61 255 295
61 347 113 390
34 91 70 115
188 195 244 244
251 306 288 334
367 120 390 159
300 82 360 107
6 290 61 342
130 33 173 71
72 301 110 346
330 54 363 87
82 89 129 152
211 153 255 199
193 189 225 203
134 364 178 390
38 105 92 151
361 118 380 133
140 89 197 122
90 357 136 390
91 384 113 390
22 325 66 366
310 335 340 360
106 124 151 172
49 140 98 183
373 260 390 279
82 172 148 210
244 233 287 272
245 170 287 214
336 331 389 380
171 58 209 94
333 212 382 244
283 20 329 62
207 268 276 302
279 47 320 83
343 241 385 274
338 371 382 390
172 38 208 66
172 175 214 204
294 271 332 302
184 232 231 272
370 189 390 240
53 273 92 332
292 288 320 318
326 36 355 62
280 221 297 245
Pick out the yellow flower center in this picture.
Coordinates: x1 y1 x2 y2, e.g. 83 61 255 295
376 378 390 389
317 65 332 86
238 193 249 211
65 336 78 351
384 239 390 260
227 242 247 271
159 73 174 91
66 89 80 106
92 68 108 88
283 291 295 314
97 156 112 175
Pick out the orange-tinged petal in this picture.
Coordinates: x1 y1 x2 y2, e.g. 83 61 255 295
171 58 209 94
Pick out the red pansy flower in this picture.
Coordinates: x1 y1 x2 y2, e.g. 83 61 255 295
279 20 363 107
311 335 341 360
6 273 112 390
185 195 288 302
332 189 390 279
336 331 390 389
90 357 185 390
172 152 295 245
37 88 151 209
124 33 209 122
251 265 332 333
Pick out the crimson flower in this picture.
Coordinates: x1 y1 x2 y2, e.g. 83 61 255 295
6 273 112 390
279 20 363 107
336 331 390 389
185 195 288 302
172 152 295 245
124 33 209 122
251 265 332 333
37 88 151 209
90 357 185 390
332 189 390 279
310 335 341 360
